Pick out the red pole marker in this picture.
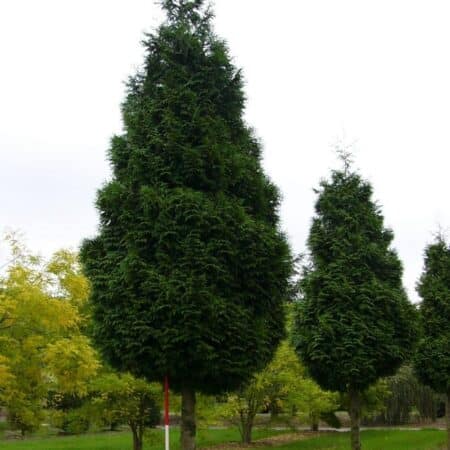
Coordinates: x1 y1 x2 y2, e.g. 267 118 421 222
164 375 170 450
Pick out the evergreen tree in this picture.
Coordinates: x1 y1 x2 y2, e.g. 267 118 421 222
80 1 291 449
292 158 417 450
414 234 450 450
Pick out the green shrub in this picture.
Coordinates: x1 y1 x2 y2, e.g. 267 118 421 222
63 410 90 435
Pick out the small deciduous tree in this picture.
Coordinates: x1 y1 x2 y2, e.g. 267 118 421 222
225 376 267 444
90 373 161 450
294 378 339 431
414 234 450 450
0 235 99 435
293 160 417 450
222 342 338 442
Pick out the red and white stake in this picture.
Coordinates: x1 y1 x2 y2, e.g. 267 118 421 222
164 375 170 450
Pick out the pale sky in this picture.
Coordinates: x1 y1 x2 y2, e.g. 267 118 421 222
1 1 450 302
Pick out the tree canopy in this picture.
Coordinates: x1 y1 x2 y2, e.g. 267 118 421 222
81 0 291 393
292 162 417 450
293 166 416 392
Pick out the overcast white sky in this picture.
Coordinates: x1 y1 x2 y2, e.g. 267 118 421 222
1 0 449 302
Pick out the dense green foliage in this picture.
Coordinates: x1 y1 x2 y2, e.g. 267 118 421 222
80 0 291 395
414 236 450 395
293 165 417 392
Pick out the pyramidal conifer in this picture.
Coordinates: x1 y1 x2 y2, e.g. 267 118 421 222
81 2 292 449
293 156 417 450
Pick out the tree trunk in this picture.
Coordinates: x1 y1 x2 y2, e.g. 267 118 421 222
242 419 253 444
446 392 450 450
310 412 319 431
181 386 196 450
238 407 256 444
131 425 142 450
349 388 361 450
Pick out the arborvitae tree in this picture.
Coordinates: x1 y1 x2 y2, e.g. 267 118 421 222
80 1 291 449
415 235 450 450
292 159 417 450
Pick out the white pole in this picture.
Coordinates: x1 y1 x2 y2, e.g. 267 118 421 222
165 375 170 450
165 424 170 450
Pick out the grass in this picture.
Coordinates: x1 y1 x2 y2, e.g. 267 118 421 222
0 428 447 450
0 427 282 450
274 429 447 450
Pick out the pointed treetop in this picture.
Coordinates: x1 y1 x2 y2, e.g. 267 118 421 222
338 150 353 173
333 134 357 175
161 0 209 25
432 225 449 245
336 146 354 175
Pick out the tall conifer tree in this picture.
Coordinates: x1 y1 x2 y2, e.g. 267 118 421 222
293 157 417 450
80 2 291 449
415 235 450 450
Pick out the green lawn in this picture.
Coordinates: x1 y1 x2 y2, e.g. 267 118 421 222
0 428 447 450
275 430 447 450
0 427 280 450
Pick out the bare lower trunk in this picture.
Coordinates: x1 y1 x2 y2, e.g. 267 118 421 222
131 425 143 450
181 386 196 450
238 407 256 444
446 393 450 450
242 419 253 444
349 388 361 450
310 412 319 431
